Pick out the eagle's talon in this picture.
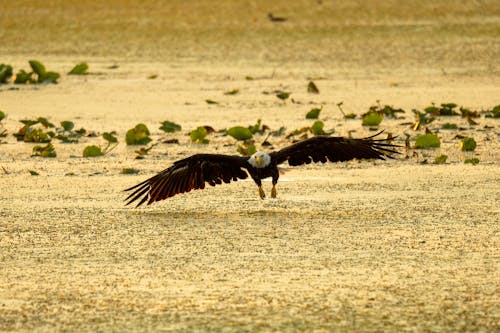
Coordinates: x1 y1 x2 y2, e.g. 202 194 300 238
258 187 266 199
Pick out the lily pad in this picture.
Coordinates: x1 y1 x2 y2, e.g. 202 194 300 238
227 126 253 141
460 137 477 151
126 123 151 145
121 168 139 174
464 158 479 165
0 64 13 83
32 143 57 158
362 112 383 126
83 145 103 157
159 120 182 133
415 134 440 149
434 155 448 164
311 121 325 135
190 126 209 144
68 63 89 75
0 111 5 122
307 81 319 94
306 106 322 119
14 70 34 84
60 121 74 132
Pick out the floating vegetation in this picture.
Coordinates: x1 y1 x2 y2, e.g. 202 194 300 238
237 140 257 156
0 64 13 83
434 155 448 164
126 123 151 145
83 132 118 157
159 120 182 133
362 112 383 126
306 106 322 119
424 103 459 116
307 81 319 94
68 63 89 75
32 143 56 158
205 99 219 105
274 90 290 101
190 126 209 144
412 110 435 130
415 133 441 149
227 126 253 141
441 123 458 130
485 105 500 118
135 144 156 159
464 158 480 165
224 89 239 95
0 111 6 141
460 137 477 151
29 170 39 176
121 168 140 174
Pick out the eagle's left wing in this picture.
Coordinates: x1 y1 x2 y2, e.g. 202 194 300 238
271 132 399 166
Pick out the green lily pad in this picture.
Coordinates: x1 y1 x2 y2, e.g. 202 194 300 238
60 121 74 132
32 143 57 158
464 158 479 165
434 155 448 164
0 111 5 122
68 63 89 75
415 134 441 149
227 126 253 141
306 106 322 119
311 120 325 135
14 70 34 84
190 126 209 144
307 81 319 94
0 64 13 83
460 137 477 151
121 168 139 174
126 123 151 145
83 145 103 157
159 120 182 133
362 112 383 126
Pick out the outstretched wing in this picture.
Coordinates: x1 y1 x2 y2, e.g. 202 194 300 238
271 132 399 166
125 154 249 206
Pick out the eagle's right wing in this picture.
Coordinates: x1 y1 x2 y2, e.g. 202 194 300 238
125 154 249 206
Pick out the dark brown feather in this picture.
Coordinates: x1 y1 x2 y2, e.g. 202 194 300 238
271 131 399 167
125 154 248 207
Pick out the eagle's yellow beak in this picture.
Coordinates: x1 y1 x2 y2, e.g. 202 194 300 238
255 155 263 167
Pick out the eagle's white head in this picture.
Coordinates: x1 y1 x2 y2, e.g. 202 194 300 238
248 152 271 168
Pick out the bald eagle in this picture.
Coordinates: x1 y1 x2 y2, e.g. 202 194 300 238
125 132 399 206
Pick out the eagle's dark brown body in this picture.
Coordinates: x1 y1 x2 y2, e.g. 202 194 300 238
125 132 399 206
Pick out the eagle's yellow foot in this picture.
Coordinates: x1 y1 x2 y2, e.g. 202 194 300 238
271 185 277 198
258 186 266 199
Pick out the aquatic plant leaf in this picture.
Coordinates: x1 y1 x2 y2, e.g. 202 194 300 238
434 155 448 164
224 89 239 95
68 63 89 75
237 142 257 156
227 126 253 141
441 123 457 130
23 128 52 143
103 132 118 143
83 145 103 157
190 126 209 144
307 81 319 94
460 137 477 151
0 64 13 83
14 70 34 84
415 134 440 149
275 92 290 100
362 112 383 126
0 111 5 122
159 120 182 133
60 121 74 132
121 168 139 174
39 71 60 84
126 123 151 145
485 105 500 118
306 106 322 119
32 143 56 158
311 121 325 135
29 170 39 176
464 158 479 165
29 60 46 77
206 99 219 104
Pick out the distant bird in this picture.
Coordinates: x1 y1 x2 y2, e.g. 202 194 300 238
268 13 287 22
125 132 399 206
